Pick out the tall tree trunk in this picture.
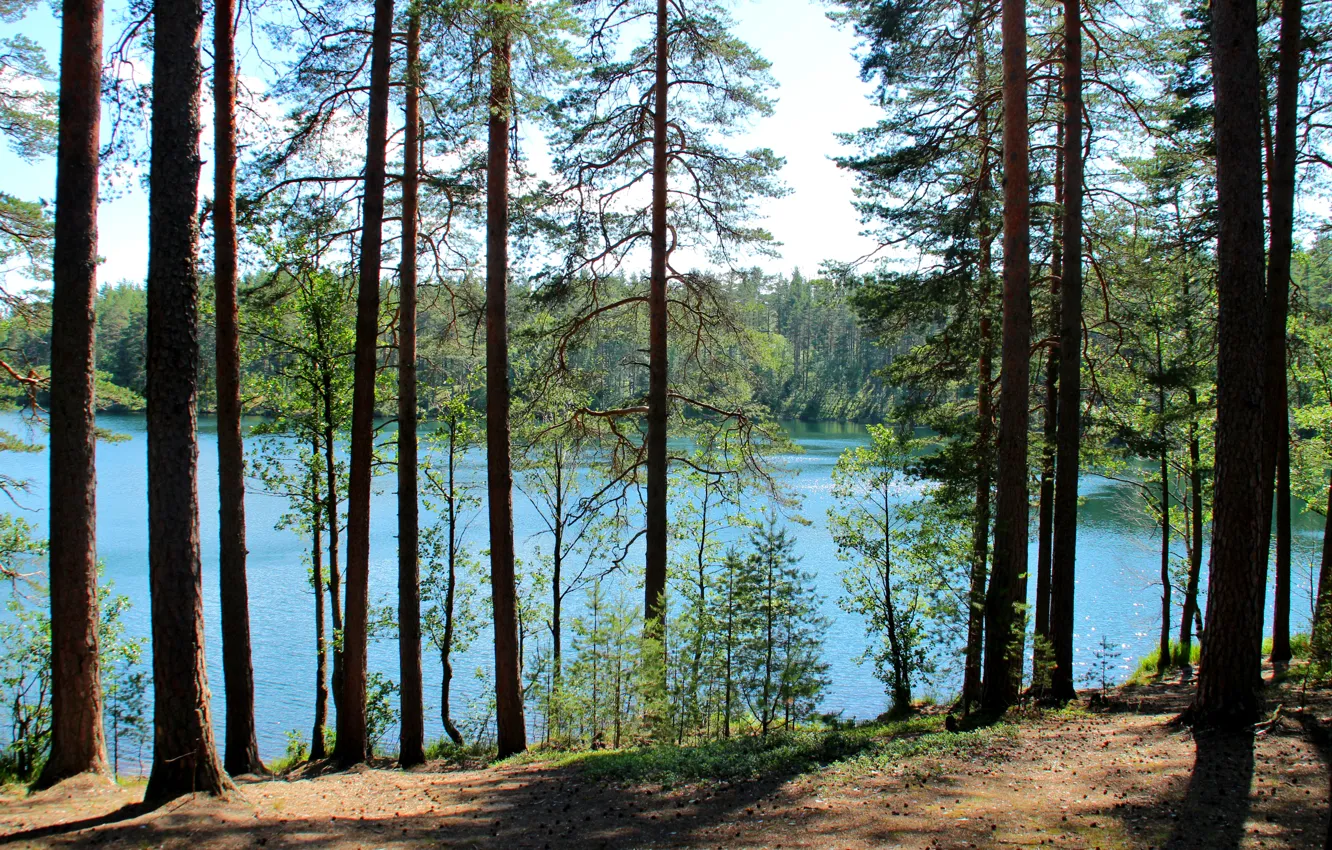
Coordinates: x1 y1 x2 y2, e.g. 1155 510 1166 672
487 9 526 759
1035 119 1063 670
645 0 670 646
397 7 425 768
143 0 234 800
962 8 994 711
323 403 343 719
38 0 109 788
1264 0 1300 666
1158 335 1172 676
214 0 261 777
1194 0 1268 730
1179 403 1204 669
337 0 394 766
982 0 1031 714
1048 0 1083 702
311 444 328 762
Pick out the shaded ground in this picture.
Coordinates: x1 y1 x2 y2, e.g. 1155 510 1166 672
2 672 1328 850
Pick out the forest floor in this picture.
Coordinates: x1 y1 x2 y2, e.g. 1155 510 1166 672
1 669 1329 850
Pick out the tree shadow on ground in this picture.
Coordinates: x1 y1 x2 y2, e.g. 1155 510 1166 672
1163 729 1254 850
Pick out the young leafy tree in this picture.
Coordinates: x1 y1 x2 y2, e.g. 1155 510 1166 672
143 0 233 799
213 0 262 776
38 0 109 787
829 425 919 715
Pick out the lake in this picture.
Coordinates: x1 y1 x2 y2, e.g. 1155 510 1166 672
0 412 1321 762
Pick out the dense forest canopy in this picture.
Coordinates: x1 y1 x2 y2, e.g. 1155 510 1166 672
1 0 1332 842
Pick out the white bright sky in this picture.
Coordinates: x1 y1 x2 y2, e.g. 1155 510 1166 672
2 0 885 287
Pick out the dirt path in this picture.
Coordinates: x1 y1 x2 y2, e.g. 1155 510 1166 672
2 678 1328 850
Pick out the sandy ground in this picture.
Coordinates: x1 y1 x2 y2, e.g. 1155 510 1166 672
1 675 1328 850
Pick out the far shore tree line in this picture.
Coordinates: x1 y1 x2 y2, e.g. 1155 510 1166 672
0 0 1329 803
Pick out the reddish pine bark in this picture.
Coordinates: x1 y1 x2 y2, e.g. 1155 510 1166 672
214 0 262 777
487 11 526 760
38 0 110 788
1048 0 1083 702
1264 0 1300 666
143 0 234 801
337 0 394 766
1194 0 1269 730
982 0 1031 714
397 8 425 768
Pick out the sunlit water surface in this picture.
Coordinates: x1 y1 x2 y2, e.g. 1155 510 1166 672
0 413 1319 761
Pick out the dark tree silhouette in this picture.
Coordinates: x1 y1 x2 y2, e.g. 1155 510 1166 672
398 4 425 768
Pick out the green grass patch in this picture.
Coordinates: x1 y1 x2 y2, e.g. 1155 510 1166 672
1126 640 1200 684
546 715 1014 785
1263 632 1311 659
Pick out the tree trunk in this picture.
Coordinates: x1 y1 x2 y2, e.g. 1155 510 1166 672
1272 420 1292 662
487 10 526 759
441 420 463 746
1179 406 1205 669
982 0 1031 714
397 8 425 768
1158 344 1172 676
38 0 109 788
214 0 261 778
1264 0 1300 666
323 407 343 720
337 0 394 766
1194 0 1268 730
1048 0 1082 702
1035 120 1063 671
962 8 994 711
1312 471 1332 656
311 445 328 762
143 0 234 800
644 0 670 647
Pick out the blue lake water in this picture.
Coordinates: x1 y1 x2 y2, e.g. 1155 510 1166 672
0 412 1321 762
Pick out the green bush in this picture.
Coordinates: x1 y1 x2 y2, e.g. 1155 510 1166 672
1127 640 1201 685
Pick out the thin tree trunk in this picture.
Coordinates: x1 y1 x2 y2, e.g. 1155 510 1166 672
1158 336 1172 676
1048 0 1083 702
982 0 1031 714
1273 418 1293 661
487 9 526 759
311 443 328 762
644 0 670 648
337 0 394 766
143 0 234 800
1312 471 1332 656
322 403 343 719
397 7 425 768
1264 0 1300 665
1035 119 1063 668
441 419 463 746
962 0 993 713
1195 0 1268 730
214 0 261 777
1179 406 1205 668
38 0 109 788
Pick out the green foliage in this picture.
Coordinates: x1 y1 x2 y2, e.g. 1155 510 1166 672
270 730 312 773
366 672 401 755
1127 640 1202 685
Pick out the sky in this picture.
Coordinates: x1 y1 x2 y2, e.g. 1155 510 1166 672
1 0 886 287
